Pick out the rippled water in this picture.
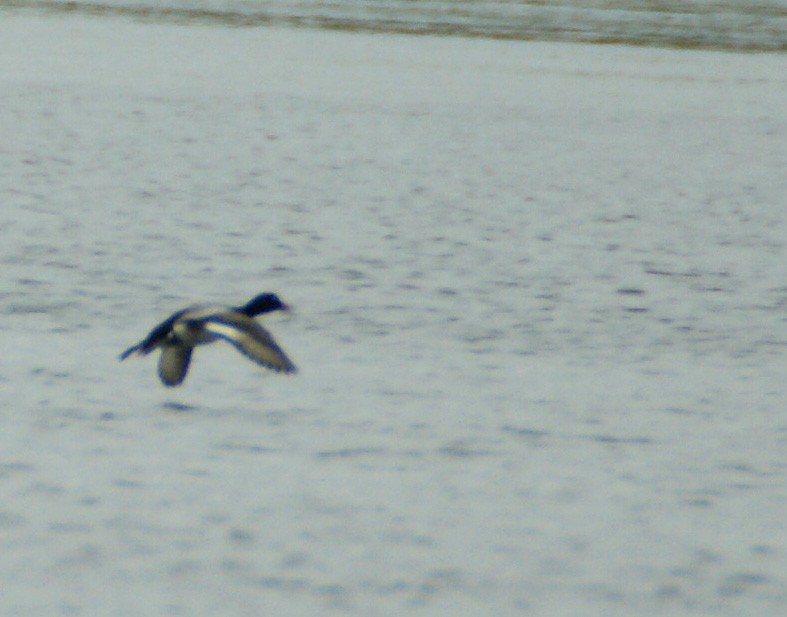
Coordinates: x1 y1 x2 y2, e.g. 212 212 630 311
0 13 786 617
8 0 787 50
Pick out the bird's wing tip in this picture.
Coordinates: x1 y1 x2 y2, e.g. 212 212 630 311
119 346 138 361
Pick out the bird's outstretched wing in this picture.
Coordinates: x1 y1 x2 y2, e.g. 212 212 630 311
119 309 189 360
158 342 193 386
202 314 297 373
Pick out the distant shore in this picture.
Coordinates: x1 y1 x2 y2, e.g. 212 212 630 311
4 0 787 52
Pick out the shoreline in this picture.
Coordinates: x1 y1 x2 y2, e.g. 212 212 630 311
3 1 787 53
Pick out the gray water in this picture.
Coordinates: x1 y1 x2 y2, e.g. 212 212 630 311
9 0 787 50
1 12 786 617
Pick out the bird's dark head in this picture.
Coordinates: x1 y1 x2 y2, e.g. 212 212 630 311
239 292 290 317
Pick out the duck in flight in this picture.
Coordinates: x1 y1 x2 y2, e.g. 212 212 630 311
120 292 297 386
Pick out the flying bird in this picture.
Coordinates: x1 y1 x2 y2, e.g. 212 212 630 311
120 292 296 386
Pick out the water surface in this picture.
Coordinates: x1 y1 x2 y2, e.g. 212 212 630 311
0 13 785 617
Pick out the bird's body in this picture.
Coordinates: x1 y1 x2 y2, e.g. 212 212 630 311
120 293 296 386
